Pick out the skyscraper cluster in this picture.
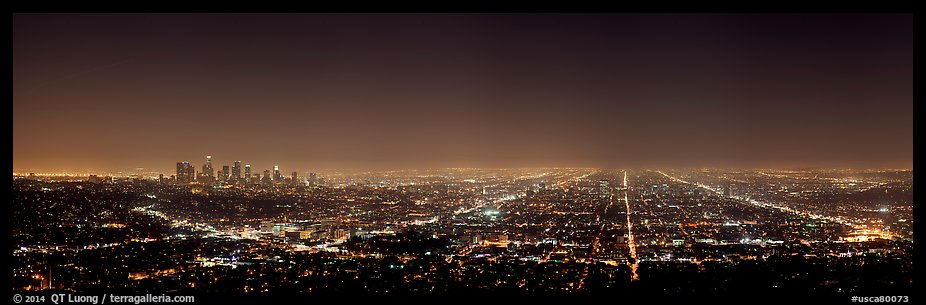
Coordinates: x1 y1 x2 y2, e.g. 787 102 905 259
174 155 316 186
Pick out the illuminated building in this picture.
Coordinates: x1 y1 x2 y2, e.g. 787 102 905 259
273 166 282 181
284 231 310 240
232 161 242 182
200 155 214 183
260 221 275 233
334 229 350 242
175 161 195 183
309 172 318 187
598 179 610 197
220 165 230 182
245 164 252 183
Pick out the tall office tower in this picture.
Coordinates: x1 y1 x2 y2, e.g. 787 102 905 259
220 165 230 182
273 165 282 181
158 174 165 184
176 162 185 182
291 171 298 185
201 155 214 183
245 165 252 183
186 165 196 183
232 161 242 182
176 162 192 183
309 172 318 187
598 179 610 197
263 170 271 184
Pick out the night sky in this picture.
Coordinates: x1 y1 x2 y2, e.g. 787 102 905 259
13 13 912 173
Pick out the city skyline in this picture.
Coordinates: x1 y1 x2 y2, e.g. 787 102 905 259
13 13 913 173
11 12 913 302
13 167 913 299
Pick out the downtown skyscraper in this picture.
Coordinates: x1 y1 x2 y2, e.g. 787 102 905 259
200 155 214 183
176 161 195 183
232 161 242 183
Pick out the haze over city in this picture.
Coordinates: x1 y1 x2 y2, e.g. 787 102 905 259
13 13 912 174
12 12 914 304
